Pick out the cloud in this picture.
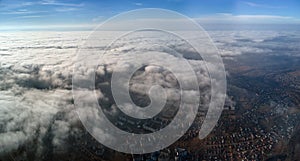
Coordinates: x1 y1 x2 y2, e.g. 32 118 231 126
92 15 104 22
1 29 299 158
73 30 218 139
21 2 35 6
0 24 95 31
196 13 300 24
243 1 287 9
0 89 77 156
0 32 84 157
207 30 300 57
0 131 27 153
39 0 84 7
0 0 84 11
15 15 43 19
52 120 70 151
133 2 143 6
0 9 47 15
55 7 79 12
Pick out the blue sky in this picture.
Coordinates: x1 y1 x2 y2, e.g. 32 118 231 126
0 0 300 30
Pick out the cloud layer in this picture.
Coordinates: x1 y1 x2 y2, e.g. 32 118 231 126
0 29 299 158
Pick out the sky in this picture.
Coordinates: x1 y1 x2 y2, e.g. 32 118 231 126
0 0 300 30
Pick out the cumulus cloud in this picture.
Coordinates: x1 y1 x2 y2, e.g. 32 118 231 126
72 29 223 148
0 32 85 158
1 29 298 158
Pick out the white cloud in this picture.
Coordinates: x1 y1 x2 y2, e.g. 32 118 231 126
55 7 79 12
207 30 300 57
0 24 96 31
0 0 84 11
133 2 143 6
0 32 85 156
39 0 84 7
15 15 43 19
92 15 104 22
0 9 47 15
0 30 299 157
243 1 287 9
195 13 300 24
